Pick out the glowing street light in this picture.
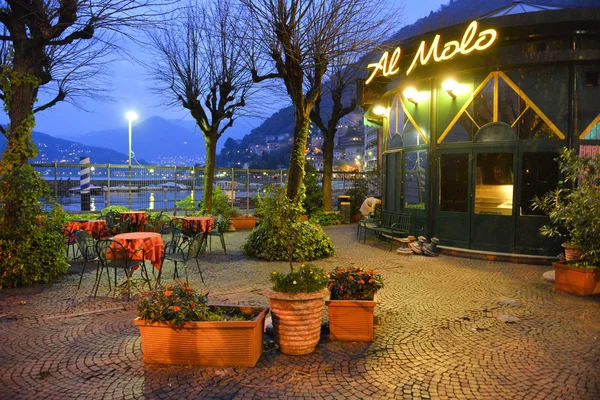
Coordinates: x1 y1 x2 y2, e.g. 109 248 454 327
125 111 138 166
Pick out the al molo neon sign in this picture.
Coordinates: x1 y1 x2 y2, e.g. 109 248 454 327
366 21 497 84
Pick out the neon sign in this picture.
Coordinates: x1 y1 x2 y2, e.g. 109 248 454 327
366 21 498 84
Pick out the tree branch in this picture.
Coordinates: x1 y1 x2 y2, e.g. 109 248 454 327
33 88 66 113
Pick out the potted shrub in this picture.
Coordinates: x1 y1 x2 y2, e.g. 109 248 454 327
533 149 600 295
345 174 369 222
326 266 384 341
264 264 329 355
135 283 268 366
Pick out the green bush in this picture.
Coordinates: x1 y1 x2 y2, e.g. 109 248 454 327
242 185 335 262
66 213 101 221
0 165 70 287
271 264 328 294
197 186 239 218
309 210 348 226
101 205 130 215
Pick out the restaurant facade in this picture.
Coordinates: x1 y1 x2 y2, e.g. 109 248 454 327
361 4 600 255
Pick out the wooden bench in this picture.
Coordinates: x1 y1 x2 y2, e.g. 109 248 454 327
361 211 411 251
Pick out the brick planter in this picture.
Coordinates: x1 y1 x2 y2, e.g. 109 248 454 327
263 289 328 355
134 305 268 367
553 262 600 296
326 297 377 342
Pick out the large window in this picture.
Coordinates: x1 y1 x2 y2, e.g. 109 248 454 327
439 154 469 212
520 153 559 216
405 151 427 209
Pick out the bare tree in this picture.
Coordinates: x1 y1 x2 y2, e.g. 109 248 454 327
240 0 394 202
145 0 254 212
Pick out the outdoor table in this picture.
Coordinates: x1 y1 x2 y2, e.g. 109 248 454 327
111 232 164 270
182 217 214 234
66 220 108 240
120 211 148 230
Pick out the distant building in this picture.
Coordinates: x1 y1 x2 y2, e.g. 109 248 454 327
364 125 380 171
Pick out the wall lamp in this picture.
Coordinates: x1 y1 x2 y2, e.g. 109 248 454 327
442 79 459 100
402 88 419 105
373 105 389 116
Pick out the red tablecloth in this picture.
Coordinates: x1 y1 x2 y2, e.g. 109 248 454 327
182 217 214 233
120 211 148 227
66 220 109 240
111 232 164 270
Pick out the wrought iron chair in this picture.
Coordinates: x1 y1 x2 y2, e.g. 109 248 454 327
208 215 229 253
61 227 79 259
160 233 207 284
74 230 106 291
141 211 165 233
95 239 151 300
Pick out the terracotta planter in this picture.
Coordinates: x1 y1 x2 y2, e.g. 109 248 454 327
562 243 583 262
134 305 268 367
553 262 600 296
351 214 362 223
229 216 257 230
263 289 328 355
326 296 377 341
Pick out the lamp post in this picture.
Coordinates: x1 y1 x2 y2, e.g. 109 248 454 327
126 111 138 166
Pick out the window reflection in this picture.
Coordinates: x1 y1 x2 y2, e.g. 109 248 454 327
440 154 468 212
520 153 559 216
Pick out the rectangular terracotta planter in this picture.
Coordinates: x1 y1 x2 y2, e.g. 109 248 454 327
553 262 600 296
229 217 257 230
134 305 268 367
326 298 376 341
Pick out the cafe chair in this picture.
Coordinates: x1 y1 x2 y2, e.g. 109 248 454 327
141 211 165 233
208 215 230 253
160 233 206 284
60 228 80 259
95 239 151 300
74 230 102 290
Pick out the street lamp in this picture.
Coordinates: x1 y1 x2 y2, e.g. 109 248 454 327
125 111 138 166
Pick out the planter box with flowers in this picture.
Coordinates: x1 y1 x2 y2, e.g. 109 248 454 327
533 149 600 296
229 215 258 230
265 264 329 355
326 266 384 341
135 283 268 367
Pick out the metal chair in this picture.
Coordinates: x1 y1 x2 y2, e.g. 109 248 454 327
61 228 79 259
160 233 207 284
208 215 229 253
142 211 165 233
95 239 151 300
74 230 106 291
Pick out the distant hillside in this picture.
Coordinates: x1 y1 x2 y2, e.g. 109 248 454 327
75 116 206 165
0 129 137 164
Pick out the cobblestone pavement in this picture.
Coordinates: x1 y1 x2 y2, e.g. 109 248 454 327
1 225 599 399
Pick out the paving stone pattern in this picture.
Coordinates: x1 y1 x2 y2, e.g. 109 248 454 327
0 225 599 399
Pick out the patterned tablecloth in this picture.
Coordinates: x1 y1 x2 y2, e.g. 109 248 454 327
182 217 214 233
120 211 148 227
111 232 164 270
66 220 108 240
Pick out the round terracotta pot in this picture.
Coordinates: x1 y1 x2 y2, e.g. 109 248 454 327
562 243 582 262
263 288 328 355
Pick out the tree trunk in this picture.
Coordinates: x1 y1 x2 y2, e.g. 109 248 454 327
203 135 218 213
321 135 335 211
286 107 311 201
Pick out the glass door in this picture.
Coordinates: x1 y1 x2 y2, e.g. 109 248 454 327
470 151 516 252
435 152 472 248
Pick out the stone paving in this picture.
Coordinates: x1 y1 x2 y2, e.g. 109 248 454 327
0 224 599 399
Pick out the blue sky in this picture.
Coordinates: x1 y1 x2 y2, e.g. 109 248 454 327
13 0 446 138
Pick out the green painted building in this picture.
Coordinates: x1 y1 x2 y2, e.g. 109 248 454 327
361 4 600 255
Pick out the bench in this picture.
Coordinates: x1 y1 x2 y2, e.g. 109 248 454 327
360 211 411 251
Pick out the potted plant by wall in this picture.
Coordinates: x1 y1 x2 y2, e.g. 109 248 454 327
264 264 329 355
135 283 268 366
326 266 384 341
345 174 369 223
533 149 600 296
229 211 257 230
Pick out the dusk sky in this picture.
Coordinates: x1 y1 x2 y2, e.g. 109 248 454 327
5 0 446 139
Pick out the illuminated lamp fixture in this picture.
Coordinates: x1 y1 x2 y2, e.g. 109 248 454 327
442 79 459 100
403 88 418 105
372 105 388 116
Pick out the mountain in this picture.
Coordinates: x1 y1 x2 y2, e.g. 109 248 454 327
0 129 137 164
75 116 206 165
168 117 262 152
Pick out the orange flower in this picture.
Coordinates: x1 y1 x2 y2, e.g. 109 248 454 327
164 290 173 297
340 286 344 291
173 306 180 312
329 282 333 287
359 280 365 285
368 279 373 284
349 276 354 281
357 272 363 276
